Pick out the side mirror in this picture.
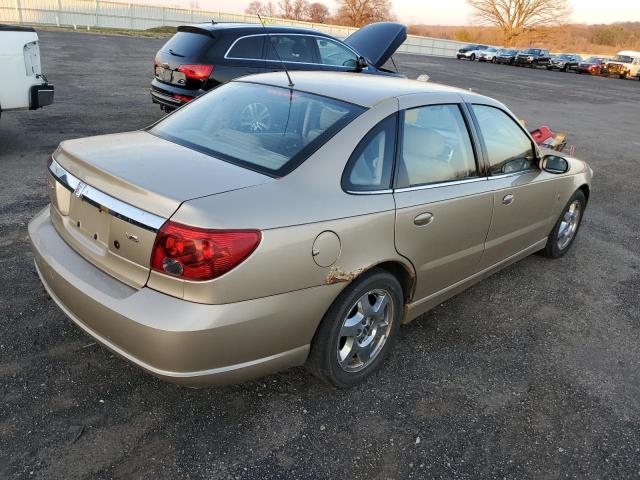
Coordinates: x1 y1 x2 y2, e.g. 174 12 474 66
541 155 569 174
356 56 368 70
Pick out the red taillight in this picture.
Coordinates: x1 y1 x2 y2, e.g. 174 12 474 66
177 64 213 81
172 93 194 103
150 222 261 281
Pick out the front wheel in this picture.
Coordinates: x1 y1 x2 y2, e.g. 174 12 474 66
542 190 586 259
470 54 476 61
306 269 403 388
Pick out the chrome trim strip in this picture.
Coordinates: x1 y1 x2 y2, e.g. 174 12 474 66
224 33 361 68
394 177 488 193
487 169 536 180
346 189 393 195
48 158 166 232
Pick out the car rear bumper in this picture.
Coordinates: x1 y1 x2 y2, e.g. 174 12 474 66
150 78 204 109
29 206 340 386
29 84 54 110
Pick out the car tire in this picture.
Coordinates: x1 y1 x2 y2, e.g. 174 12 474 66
492 57 497 64
542 190 586 259
546 66 552 70
620 72 627 79
306 269 403 388
470 54 476 61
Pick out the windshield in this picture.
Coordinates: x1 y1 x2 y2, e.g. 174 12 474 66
524 49 541 55
504 50 518 55
585 57 603 63
612 55 633 63
150 82 365 177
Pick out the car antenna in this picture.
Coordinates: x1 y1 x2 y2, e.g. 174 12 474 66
257 13 294 88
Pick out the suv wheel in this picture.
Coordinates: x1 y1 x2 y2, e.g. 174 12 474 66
470 54 476 61
306 269 403 388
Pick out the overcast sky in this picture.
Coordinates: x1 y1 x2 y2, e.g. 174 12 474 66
174 0 639 25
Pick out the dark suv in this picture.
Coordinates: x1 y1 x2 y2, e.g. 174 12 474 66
514 48 551 67
151 22 407 111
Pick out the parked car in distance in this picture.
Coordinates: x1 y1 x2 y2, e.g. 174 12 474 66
30 71 593 388
150 21 406 111
495 49 520 65
514 48 551 67
603 51 640 79
456 44 489 61
0 24 54 119
576 57 609 75
547 54 583 72
478 47 500 63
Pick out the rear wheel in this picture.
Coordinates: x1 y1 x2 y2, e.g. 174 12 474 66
306 269 403 388
542 190 586 259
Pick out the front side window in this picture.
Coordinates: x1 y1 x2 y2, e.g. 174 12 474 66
472 105 536 175
316 38 358 68
267 35 316 63
342 114 397 192
398 104 477 187
150 82 364 176
227 36 264 59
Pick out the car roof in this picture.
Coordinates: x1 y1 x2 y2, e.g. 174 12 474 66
183 22 330 36
236 71 476 107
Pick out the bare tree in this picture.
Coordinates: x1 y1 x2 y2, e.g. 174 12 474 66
466 0 571 45
335 0 394 27
291 0 310 20
279 0 295 18
306 2 330 23
244 0 265 16
264 1 277 17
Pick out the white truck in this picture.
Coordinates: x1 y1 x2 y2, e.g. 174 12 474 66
0 24 54 119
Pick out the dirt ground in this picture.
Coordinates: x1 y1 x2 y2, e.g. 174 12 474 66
1 30 640 479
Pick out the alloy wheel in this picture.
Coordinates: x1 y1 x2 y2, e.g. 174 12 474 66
336 289 394 373
557 200 582 250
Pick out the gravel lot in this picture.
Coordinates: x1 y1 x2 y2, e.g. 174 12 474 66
2 30 640 479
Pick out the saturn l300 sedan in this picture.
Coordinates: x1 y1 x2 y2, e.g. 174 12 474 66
29 72 592 388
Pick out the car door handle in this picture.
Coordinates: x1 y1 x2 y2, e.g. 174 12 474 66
414 212 434 226
502 194 515 205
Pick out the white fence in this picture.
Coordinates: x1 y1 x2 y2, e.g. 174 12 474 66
0 0 468 58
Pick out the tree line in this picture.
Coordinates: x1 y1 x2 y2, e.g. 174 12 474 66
244 0 394 27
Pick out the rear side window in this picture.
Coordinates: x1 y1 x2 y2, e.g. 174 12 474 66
472 105 536 175
398 104 477 187
150 82 364 177
161 31 214 56
227 36 265 60
316 38 358 67
267 35 317 63
342 114 397 192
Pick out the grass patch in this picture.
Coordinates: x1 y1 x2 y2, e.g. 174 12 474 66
26 24 177 38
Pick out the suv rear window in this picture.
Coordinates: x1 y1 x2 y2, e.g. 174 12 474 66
161 31 214 57
150 82 365 177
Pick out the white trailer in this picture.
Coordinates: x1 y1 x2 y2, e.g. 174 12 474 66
0 24 54 118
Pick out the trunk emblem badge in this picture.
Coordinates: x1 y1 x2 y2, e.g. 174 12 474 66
125 232 140 243
73 181 88 199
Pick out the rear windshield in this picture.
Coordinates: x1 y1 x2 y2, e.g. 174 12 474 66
161 31 214 57
150 82 365 177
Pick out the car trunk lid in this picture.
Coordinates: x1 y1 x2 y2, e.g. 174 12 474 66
343 22 407 68
48 131 271 288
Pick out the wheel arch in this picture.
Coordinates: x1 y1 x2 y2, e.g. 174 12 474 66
578 184 590 204
368 260 416 304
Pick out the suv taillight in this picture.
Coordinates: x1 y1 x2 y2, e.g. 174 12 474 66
177 64 214 81
150 222 261 281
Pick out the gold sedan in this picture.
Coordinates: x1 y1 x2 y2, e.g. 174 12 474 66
29 72 592 388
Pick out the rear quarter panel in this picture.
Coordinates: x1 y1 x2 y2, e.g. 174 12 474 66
148 97 416 304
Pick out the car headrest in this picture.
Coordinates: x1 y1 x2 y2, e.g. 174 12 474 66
403 125 446 158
